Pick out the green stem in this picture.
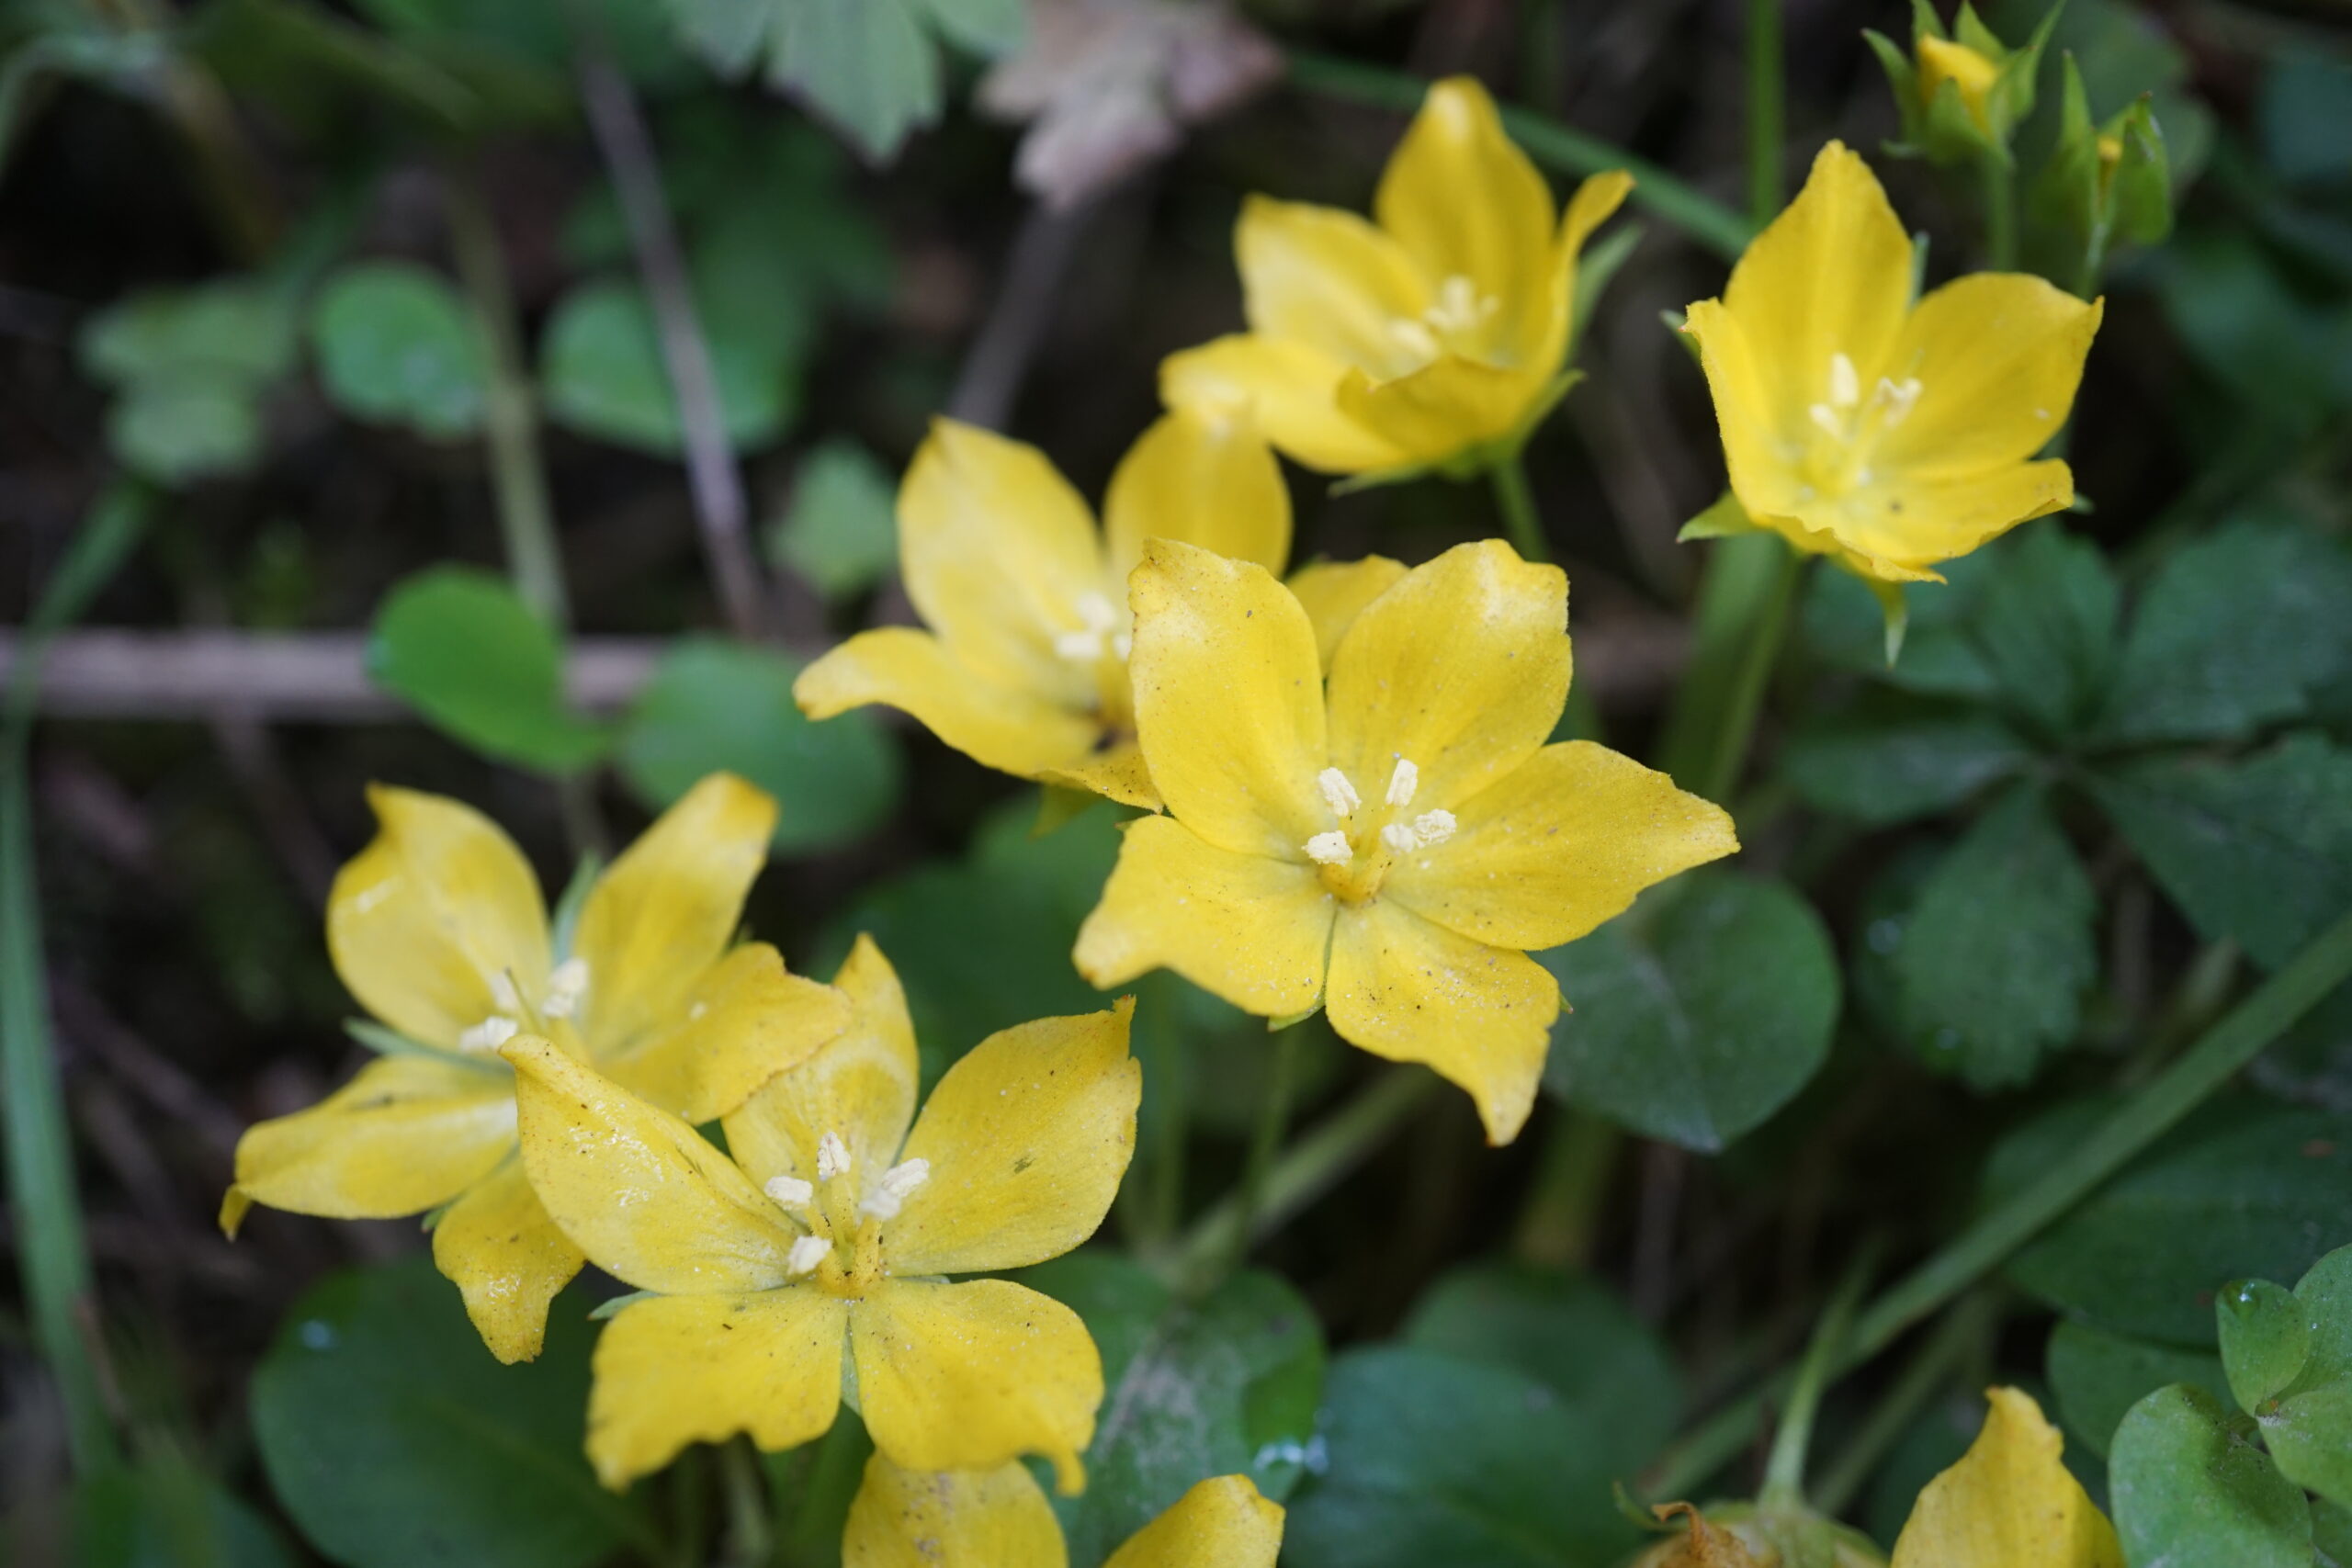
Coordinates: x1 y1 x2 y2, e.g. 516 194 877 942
1511 1110 1620 1269
1758 1250 1873 1509
716 1438 770 1568
444 171 570 630
4 481 151 1475
1646 903 2352 1500
1658 536 1803 802
1813 1293 1994 1517
1490 451 1550 565
1981 151 2018 271
1745 0 1784 229
1702 543 1803 804
1174 1068 1436 1292
1217 1022 1308 1284
1284 51 1753 263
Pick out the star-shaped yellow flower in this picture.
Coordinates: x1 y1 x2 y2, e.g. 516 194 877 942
1891 1388 2121 1568
220 773 848 1363
843 1457 1283 1568
1073 538 1736 1145
795 408 1289 810
1160 76 1631 479
501 936 1140 1491
1682 142 2103 590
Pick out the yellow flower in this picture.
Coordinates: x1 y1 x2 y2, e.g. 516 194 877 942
795 408 1289 810
501 936 1140 1491
1682 143 2103 589
220 773 849 1364
842 1456 1283 1568
1073 538 1736 1145
1160 76 1631 479
1916 35 1999 134
1890 1388 2121 1568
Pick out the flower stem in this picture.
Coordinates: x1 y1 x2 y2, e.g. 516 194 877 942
1657 536 1804 803
1510 1109 1620 1269
1645 902 2352 1500
1490 451 1550 564
1758 1247 1874 1509
1283 51 1753 263
1216 1022 1309 1284
1745 0 1785 230
1173 1067 1436 1292
1813 1292 1995 1517
1981 150 2018 271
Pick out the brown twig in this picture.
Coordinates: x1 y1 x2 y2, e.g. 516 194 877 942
947 200 1098 432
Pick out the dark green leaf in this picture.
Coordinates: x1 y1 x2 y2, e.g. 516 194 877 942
2089 733 2352 972
251 1258 650 1568
768 439 899 600
1972 524 2119 741
915 0 1023 55
2219 1278 2311 1414
1780 698 2034 826
2110 1383 2311 1568
1540 872 1839 1152
73 1458 295 1568
1016 1253 1323 1566
310 261 488 439
2260 56 2352 190
2318 1497 2352 1568
1891 785 2098 1089
1401 1264 1679 1468
1992 1096 2352 1344
2098 515 2352 746
2047 1319 2230 1460
1800 552 1998 699
368 568 610 774
1283 1347 1641 1568
539 279 794 457
616 638 898 857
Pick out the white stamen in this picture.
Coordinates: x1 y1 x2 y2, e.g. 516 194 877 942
1882 377 1924 426
1318 767 1361 819
1385 757 1419 807
1410 809 1457 847
1829 352 1860 408
1380 823 1420 853
541 956 590 1019
785 1235 831 1278
1075 592 1118 633
817 1132 852 1182
860 1158 932 1221
1111 633 1132 660
1304 830 1353 866
1808 402 1844 438
1387 317 1441 360
1054 592 1122 663
488 972 523 1013
458 1015 519 1054
763 1175 814 1210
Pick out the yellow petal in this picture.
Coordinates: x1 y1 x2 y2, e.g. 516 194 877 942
1039 740 1159 812
430 1155 584 1365
850 1278 1102 1494
1102 407 1292 585
1073 816 1333 1018
1683 299 1812 524
1326 900 1559 1145
224 1054 515 1225
571 771 774 1064
1891 1387 2122 1568
721 934 920 1196
1374 77 1553 362
1289 556 1408 671
796 628 1104 786
1331 354 1541 464
887 998 1139 1276
327 785 550 1052
842 1457 1069 1568
1917 36 1999 130
899 418 1105 703
1237 195 1429 379
1876 278 2103 476
1104 1475 1285 1568
1719 142 1915 434
503 1034 801 1295
1160 335 1408 475
604 942 851 1124
1389 741 1737 951
586 1289 848 1491
1126 539 1328 858
1325 539 1569 813
1836 461 2076 574
1530 170 1636 378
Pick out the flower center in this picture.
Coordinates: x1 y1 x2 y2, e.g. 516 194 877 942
1299 756 1456 903
1385 273 1502 372
457 958 592 1053
760 1128 930 1298
1794 351 1924 501
1053 591 1130 666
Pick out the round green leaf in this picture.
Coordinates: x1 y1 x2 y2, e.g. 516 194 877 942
1016 1253 1324 1568
2266 1246 2352 1506
1541 872 1839 1153
107 377 265 485
2047 1319 2232 1461
311 261 488 438
767 438 899 601
81 283 299 389
2110 1383 2312 1568
539 279 790 456
616 638 898 856
2220 1278 2312 1413
250 1258 650 1568
368 567 610 774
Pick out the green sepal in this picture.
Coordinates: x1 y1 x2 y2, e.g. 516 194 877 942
1033 784 1102 839
345 1019 507 1074
1330 370 1587 496
1678 491 1757 544
1268 1000 1325 1032
1865 575 1911 667
588 1290 659 1321
548 850 605 964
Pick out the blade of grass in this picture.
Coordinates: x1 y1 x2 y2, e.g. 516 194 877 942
4 480 153 1474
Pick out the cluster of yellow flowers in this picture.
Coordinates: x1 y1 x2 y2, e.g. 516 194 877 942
223 72 2105 1565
